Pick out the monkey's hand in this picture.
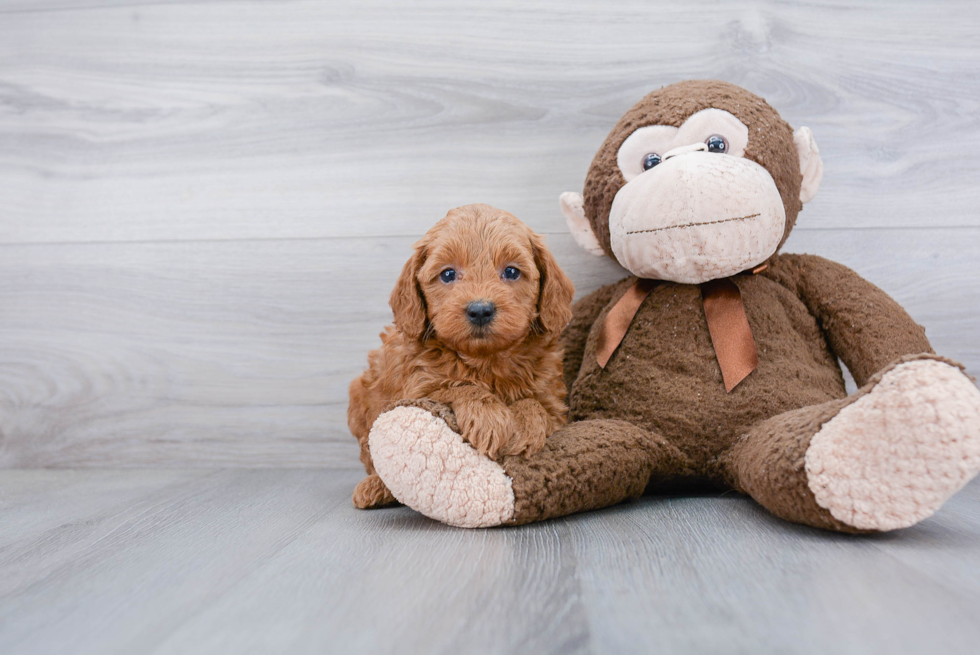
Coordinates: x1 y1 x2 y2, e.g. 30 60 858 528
433 386 517 460
500 398 551 458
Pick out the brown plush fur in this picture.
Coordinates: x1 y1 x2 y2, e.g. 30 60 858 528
501 418 694 525
563 256 932 478
508 80 936 528
348 204 575 509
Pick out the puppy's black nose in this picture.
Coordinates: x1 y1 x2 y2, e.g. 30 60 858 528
466 300 496 327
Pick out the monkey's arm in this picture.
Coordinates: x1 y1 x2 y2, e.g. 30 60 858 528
766 253 933 387
559 279 629 391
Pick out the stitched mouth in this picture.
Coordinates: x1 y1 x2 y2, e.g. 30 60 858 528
626 213 760 236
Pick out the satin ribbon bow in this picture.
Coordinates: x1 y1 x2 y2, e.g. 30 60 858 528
595 268 765 393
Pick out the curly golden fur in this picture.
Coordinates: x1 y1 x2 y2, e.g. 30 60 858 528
348 204 576 509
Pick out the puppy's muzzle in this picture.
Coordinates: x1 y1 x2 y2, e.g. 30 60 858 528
466 300 496 327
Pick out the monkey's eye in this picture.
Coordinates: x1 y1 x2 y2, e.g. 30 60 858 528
642 153 662 170
706 135 728 153
502 266 521 281
439 269 456 283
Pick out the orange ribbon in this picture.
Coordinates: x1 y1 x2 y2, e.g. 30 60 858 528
699 278 758 392
596 271 763 393
595 278 660 369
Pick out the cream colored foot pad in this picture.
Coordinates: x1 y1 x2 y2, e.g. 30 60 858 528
806 360 980 531
369 406 515 528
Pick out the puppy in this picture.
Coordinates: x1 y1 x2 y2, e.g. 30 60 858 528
348 204 576 509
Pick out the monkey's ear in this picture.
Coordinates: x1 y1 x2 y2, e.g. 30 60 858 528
560 192 605 256
530 232 575 336
389 245 428 340
794 126 823 204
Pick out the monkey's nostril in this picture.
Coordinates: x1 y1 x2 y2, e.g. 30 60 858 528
466 301 496 327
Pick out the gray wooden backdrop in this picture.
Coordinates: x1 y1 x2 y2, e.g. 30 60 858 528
2 0 978 469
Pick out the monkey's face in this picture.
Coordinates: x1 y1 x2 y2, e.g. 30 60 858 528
608 108 785 283
561 81 823 285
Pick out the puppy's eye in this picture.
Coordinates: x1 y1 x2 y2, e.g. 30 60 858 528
642 153 662 170
502 266 521 281
439 269 456 283
706 135 728 153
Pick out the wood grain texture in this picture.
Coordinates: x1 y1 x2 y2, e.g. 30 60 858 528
2 4 979 654
0 0 979 245
1 0 979 467
0 468 978 655
1 228 976 468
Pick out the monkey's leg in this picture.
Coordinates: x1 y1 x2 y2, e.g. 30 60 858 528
368 400 690 528
725 354 980 532
502 419 693 525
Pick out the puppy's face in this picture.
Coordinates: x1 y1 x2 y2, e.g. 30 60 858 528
419 218 540 356
390 205 575 357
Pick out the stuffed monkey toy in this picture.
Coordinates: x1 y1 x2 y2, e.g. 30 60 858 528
366 80 980 532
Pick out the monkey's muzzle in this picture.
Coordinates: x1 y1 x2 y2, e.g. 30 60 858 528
608 151 786 284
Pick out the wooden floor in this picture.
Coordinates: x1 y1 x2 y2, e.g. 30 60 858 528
3 0 980 653
0 469 977 655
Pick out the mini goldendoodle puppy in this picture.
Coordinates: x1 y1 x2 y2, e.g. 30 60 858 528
348 204 576 509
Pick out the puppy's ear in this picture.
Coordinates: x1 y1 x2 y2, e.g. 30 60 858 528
389 243 428 340
531 233 575 335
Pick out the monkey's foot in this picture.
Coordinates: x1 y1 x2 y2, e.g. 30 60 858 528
369 403 515 528
806 359 980 531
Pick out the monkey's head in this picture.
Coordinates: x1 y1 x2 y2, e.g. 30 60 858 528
560 80 823 284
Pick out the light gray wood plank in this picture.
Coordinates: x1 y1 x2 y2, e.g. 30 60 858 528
0 468 209 550
861 481 980 602
566 483 980 655
0 1 234 11
0 469 977 655
1 228 976 468
0 469 349 654
1 0 979 245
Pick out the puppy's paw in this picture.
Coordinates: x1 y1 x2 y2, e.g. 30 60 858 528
353 474 400 509
454 397 517 460
501 399 550 458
